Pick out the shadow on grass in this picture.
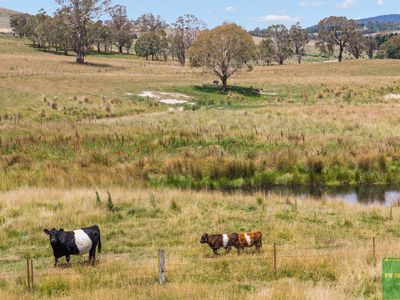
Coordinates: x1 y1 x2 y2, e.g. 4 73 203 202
28 45 75 57
193 85 261 97
65 61 114 68
28 44 130 64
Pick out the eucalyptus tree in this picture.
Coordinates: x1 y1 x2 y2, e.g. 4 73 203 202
55 0 111 63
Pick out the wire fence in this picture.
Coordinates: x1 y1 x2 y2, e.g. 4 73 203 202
0 236 399 293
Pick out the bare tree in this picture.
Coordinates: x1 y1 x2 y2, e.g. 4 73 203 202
55 0 110 63
172 14 206 66
289 23 309 64
135 13 166 32
316 16 359 62
364 35 377 59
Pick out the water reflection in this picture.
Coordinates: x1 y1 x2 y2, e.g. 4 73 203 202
252 185 400 206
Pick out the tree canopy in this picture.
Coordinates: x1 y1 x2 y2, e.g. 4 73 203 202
316 16 359 62
380 35 400 59
55 0 111 63
188 23 256 91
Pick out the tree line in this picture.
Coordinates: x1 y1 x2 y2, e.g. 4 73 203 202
10 0 205 65
7 1 400 90
255 16 399 63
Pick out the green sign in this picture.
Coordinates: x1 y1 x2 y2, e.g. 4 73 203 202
383 258 400 299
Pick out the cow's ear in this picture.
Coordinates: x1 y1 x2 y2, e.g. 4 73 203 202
43 229 50 235
59 228 64 233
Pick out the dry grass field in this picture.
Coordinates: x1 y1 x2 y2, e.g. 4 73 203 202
0 188 399 299
1 36 400 299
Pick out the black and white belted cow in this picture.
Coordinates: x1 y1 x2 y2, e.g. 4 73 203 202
43 225 102 267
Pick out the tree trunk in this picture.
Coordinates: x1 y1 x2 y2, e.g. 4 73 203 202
118 46 123 54
76 49 84 64
221 76 228 92
104 44 107 53
97 43 101 54
338 45 344 62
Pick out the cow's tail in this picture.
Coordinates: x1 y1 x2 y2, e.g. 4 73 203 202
256 230 262 247
98 236 102 254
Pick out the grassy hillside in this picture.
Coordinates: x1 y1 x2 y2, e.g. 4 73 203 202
0 7 20 32
1 38 400 190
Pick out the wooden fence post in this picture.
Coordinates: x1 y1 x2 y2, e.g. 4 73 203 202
30 259 34 292
273 242 277 276
373 237 376 266
26 259 30 292
159 249 166 286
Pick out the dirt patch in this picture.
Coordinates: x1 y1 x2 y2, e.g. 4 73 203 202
384 94 400 100
137 91 194 105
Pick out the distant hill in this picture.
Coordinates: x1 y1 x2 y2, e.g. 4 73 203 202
358 14 400 25
307 14 400 34
0 7 22 33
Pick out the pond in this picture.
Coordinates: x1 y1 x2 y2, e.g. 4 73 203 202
242 185 400 206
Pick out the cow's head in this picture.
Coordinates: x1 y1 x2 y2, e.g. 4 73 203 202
43 228 64 245
200 233 208 244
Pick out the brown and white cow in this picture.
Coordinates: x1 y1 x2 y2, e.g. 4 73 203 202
238 231 262 253
200 233 241 256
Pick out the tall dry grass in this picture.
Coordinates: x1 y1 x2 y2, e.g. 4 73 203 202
0 188 397 299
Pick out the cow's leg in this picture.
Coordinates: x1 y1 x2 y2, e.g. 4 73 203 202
66 255 71 266
212 248 220 256
225 246 232 254
89 247 96 266
236 246 241 256
256 241 262 253
54 257 58 267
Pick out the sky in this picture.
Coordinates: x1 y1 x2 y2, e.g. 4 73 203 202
1 0 399 29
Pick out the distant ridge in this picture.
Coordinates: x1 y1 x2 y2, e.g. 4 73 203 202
0 7 23 33
357 14 400 25
307 14 400 33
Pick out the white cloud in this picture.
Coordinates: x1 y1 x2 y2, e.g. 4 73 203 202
225 6 236 12
336 0 357 9
299 1 325 7
254 15 300 24
377 0 384 5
